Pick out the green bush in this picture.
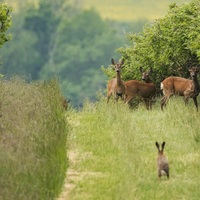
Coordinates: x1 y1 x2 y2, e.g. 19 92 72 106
0 77 68 200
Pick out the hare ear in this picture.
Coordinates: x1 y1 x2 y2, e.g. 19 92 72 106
155 142 160 150
161 142 165 151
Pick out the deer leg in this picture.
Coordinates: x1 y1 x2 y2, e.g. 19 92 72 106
125 96 134 104
107 92 112 103
121 93 125 101
161 96 168 110
114 93 119 103
183 96 189 105
193 96 198 111
124 95 134 105
144 99 150 110
149 100 153 110
161 93 173 110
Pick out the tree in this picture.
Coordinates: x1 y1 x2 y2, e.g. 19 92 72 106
0 3 12 49
40 9 124 106
0 0 80 79
104 0 200 88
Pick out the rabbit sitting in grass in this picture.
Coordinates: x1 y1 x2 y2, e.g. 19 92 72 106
155 141 169 180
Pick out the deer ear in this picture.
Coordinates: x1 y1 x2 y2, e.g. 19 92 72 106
111 58 115 65
120 58 125 65
140 67 144 73
149 67 153 73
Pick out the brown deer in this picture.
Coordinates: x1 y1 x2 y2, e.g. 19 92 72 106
124 67 156 109
107 58 126 103
160 67 200 111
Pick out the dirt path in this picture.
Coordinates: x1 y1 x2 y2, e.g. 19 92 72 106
56 148 103 199
56 150 79 200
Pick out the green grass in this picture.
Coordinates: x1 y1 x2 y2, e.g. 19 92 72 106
66 96 200 200
0 77 68 200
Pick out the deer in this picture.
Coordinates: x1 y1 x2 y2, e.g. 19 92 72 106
107 58 126 103
124 67 156 110
160 66 200 111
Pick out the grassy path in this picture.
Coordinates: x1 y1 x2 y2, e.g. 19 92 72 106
58 99 200 200
56 150 78 200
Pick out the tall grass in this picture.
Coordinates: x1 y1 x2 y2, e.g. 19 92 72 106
67 96 200 200
0 77 68 200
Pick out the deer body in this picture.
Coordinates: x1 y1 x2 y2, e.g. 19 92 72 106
161 67 200 111
124 67 156 109
107 58 126 103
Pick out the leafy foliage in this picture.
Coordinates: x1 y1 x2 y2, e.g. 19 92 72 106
0 3 12 48
104 0 200 88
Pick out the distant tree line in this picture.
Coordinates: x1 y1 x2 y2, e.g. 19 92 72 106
0 0 146 107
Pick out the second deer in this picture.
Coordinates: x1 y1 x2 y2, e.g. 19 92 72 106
124 67 156 110
160 67 200 111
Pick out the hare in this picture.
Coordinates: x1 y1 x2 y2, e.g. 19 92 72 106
155 141 169 180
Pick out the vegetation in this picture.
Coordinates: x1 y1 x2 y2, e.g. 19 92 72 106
0 0 126 107
103 0 200 88
0 2 12 48
2 0 189 107
66 97 200 200
1 1 200 199
0 77 68 200
84 0 190 21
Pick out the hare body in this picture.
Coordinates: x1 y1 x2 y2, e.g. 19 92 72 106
155 142 169 179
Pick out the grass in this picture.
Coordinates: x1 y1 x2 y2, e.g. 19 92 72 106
83 0 191 21
66 96 200 200
0 77 68 200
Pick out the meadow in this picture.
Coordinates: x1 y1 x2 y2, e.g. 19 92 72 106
64 96 200 200
1 77 200 200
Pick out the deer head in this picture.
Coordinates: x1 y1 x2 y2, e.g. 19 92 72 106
140 67 153 82
111 58 125 72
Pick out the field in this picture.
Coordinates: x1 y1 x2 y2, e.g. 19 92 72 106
83 0 191 21
8 0 191 21
60 96 200 200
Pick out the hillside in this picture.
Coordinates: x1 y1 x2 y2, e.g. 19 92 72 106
7 0 191 21
84 0 191 21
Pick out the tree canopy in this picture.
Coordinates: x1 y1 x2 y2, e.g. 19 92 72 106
0 3 12 49
104 0 200 88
